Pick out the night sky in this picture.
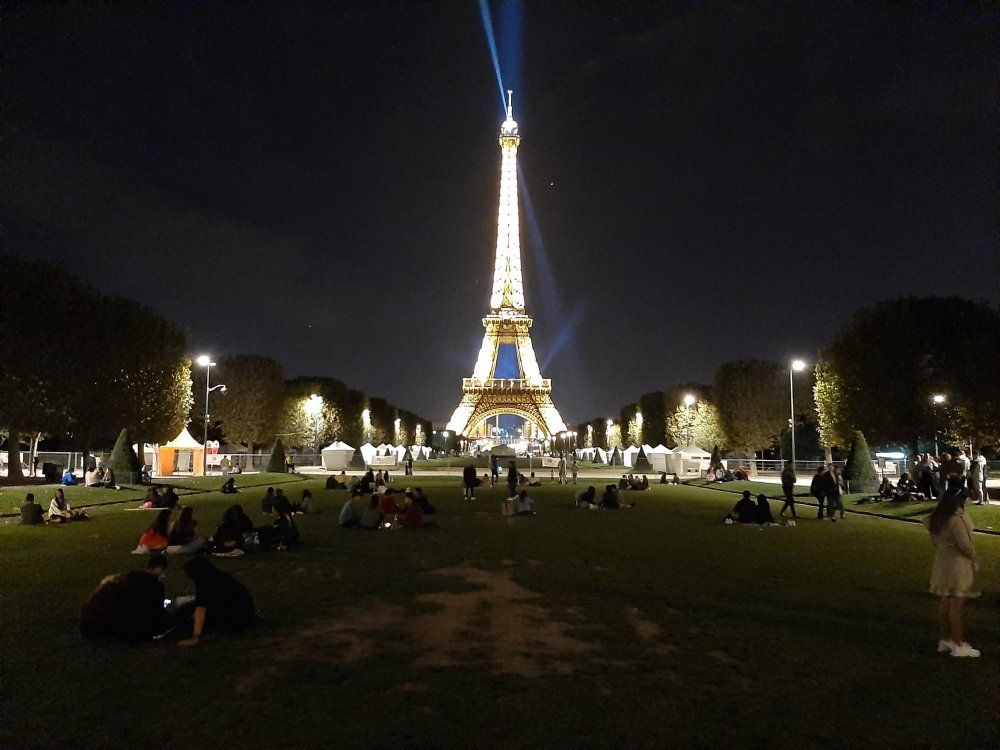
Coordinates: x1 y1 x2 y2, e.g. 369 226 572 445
4 3 996 425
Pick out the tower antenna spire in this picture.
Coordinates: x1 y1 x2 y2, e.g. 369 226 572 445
506 89 513 119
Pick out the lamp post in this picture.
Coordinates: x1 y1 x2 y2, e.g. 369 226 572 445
303 394 323 456
683 394 695 445
196 355 226 477
606 418 613 451
789 360 807 473
442 431 450 475
932 394 946 456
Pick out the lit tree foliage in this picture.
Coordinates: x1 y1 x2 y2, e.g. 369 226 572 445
713 360 787 453
212 355 286 454
665 399 724 450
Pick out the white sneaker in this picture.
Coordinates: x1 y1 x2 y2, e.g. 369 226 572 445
951 643 981 658
937 639 956 653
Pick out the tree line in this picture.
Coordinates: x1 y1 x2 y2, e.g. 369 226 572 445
578 296 1000 458
0 257 431 481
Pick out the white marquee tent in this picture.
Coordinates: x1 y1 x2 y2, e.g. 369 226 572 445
321 441 355 470
666 444 712 476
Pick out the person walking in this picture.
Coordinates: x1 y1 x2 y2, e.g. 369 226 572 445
810 466 828 520
462 463 478 500
780 465 798 518
571 458 579 485
927 489 980 657
558 456 567 485
490 455 499 486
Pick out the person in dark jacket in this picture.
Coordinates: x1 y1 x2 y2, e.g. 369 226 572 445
755 494 776 524
220 478 238 494
780 466 798 518
178 557 255 646
260 487 276 515
20 493 45 525
810 467 829 519
824 465 844 521
600 484 621 509
732 491 757 524
507 461 518 497
212 504 254 555
80 555 171 642
462 463 478 500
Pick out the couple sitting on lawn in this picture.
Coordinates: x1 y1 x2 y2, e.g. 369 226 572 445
727 491 777 525
574 485 636 510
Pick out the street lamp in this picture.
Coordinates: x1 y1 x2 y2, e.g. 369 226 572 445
683 394 696 445
303 394 323 454
931 394 946 455
442 431 450 475
606 418 613 450
197 355 226 477
789 360 807 473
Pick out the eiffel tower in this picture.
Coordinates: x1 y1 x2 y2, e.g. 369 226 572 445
445 92 567 443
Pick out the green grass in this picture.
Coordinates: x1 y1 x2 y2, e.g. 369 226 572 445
3 477 998 749
0 472 307 514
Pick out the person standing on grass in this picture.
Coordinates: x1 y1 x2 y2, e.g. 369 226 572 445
558 455 567 485
491 455 500 486
969 450 985 505
927 489 980 657
507 461 518 497
780 465 798 518
571 458 578 485
463 463 478 500
810 466 828 519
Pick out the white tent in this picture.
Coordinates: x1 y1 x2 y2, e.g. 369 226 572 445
667 445 712 476
375 443 388 456
394 444 408 461
647 444 674 473
622 445 640 468
321 441 355 470
408 445 421 461
359 442 377 466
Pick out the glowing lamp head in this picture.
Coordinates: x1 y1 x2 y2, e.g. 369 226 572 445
791 359 807 372
683 394 696 407
304 394 323 416
196 355 212 367
606 419 614 428
932 394 946 404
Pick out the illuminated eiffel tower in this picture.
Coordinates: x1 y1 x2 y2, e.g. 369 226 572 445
445 92 567 443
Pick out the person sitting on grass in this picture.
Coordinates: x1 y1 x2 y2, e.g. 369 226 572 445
359 494 386 530
61 468 77 486
639 475 650 491
379 491 404 514
413 487 436 515
895 472 921 502
877 477 895 499
600 484 622 509
618 475 629 490
211 504 255 556
133 509 172 554
48 488 90 523
575 486 597 509
515 490 536 515
292 488 313 514
527 472 542 487
260 487 276 515
178 557 256 647
84 467 102 487
339 495 361 528
401 492 437 529
755 494 776 525
270 497 300 549
81 554 172 642
220 477 238 494
101 467 119 489
20 493 45 525
166 506 206 555
326 471 348 490
732 491 757 524
162 487 180 509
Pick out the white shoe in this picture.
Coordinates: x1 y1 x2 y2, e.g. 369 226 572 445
937 639 956 653
951 643 981 658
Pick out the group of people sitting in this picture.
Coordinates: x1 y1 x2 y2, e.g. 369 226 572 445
618 474 651 491
727 491 778 525
574 484 636 510
133 492 308 557
338 487 437 529
325 468 393 495
502 490 536 516
712 466 750 482
80 554 255 646
873 474 926 503
19 489 91 524
139 486 181 509
61 466 122 489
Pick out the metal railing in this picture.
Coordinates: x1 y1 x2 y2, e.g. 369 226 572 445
462 377 551 391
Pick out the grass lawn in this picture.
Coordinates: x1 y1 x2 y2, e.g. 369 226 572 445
3 476 998 749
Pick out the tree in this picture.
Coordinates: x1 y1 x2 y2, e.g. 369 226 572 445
709 445 724 473
266 439 287 473
638 392 667 446
665 399 724 450
213 356 286 455
608 446 622 466
819 298 1000 449
107 428 142 483
842 431 878 493
713 360 786 453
